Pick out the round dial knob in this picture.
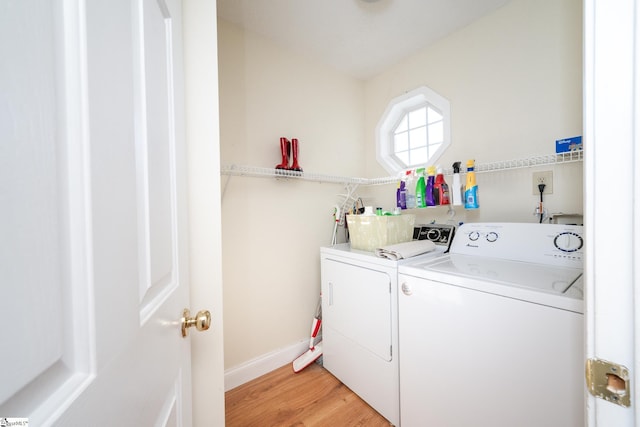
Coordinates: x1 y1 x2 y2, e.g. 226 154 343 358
554 232 583 252
486 232 499 242
468 231 480 241
427 228 441 241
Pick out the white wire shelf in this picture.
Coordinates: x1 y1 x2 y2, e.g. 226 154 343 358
220 151 583 186
220 164 372 184
451 151 584 175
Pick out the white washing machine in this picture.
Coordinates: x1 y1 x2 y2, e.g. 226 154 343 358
320 223 455 426
397 222 584 427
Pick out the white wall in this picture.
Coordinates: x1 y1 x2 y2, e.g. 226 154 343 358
218 20 365 372
218 0 583 380
362 0 583 225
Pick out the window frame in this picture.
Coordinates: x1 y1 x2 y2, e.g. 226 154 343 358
375 86 451 175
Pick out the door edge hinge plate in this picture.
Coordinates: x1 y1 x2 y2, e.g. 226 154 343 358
586 358 631 407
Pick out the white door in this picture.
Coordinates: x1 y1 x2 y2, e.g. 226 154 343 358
584 0 638 425
0 0 206 425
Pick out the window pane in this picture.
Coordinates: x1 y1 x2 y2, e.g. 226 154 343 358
427 107 443 124
395 115 408 133
394 131 409 152
428 142 442 156
408 107 427 128
428 121 443 144
409 126 426 149
410 146 428 165
396 150 410 165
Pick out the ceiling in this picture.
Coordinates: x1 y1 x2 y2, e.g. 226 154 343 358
216 0 511 80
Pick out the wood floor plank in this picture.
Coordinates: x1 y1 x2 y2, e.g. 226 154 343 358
225 363 393 426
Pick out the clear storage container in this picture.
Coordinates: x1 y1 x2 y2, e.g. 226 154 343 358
346 214 415 252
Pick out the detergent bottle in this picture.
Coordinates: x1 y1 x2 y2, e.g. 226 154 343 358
434 166 450 205
464 159 479 209
415 168 426 208
425 166 436 207
396 176 407 210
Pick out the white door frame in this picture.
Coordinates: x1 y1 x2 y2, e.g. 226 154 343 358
584 0 639 424
183 0 226 425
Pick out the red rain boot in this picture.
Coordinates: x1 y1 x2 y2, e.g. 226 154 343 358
290 138 303 172
275 137 290 170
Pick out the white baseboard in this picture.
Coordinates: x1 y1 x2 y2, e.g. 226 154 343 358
224 339 310 392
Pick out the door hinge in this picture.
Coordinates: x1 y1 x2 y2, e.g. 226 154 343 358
586 358 631 407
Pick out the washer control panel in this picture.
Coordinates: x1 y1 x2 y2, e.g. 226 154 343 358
413 223 456 250
450 222 584 268
553 231 584 253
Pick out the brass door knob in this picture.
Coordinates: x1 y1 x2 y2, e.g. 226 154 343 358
181 308 211 337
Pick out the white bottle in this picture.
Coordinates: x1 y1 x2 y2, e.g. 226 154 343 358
404 170 416 209
451 162 463 206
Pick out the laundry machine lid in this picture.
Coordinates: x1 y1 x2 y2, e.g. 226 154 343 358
424 254 583 295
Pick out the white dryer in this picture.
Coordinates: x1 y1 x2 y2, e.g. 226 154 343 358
398 222 584 427
320 223 455 426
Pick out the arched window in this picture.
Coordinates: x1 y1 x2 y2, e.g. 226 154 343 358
376 86 451 174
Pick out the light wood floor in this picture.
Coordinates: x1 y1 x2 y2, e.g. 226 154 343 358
225 362 393 426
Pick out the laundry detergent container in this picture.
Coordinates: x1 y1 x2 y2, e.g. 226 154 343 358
346 214 415 252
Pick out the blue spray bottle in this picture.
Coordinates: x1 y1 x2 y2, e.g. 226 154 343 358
464 159 479 209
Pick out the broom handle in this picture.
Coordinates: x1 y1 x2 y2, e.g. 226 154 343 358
309 318 321 350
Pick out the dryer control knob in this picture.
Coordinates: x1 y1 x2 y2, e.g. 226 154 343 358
427 228 441 241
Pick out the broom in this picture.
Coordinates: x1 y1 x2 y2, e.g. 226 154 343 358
292 299 323 373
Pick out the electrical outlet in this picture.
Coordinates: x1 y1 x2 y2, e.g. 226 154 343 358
532 171 553 195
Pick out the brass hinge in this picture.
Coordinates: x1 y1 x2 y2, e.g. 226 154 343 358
586 358 631 407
